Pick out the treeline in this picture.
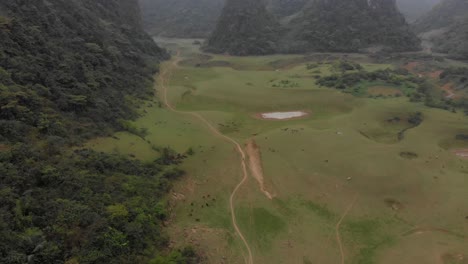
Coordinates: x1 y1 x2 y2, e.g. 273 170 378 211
317 62 468 114
316 66 416 90
0 0 197 263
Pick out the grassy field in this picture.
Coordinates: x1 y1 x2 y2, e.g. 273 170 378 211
85 39 468 263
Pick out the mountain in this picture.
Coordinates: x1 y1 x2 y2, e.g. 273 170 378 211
0 1 200 263
396 0 440 22
413 0 468 58
0 0 167 133
204 0 280 55
413 0 468 33
286 0 421 52
139 0 225 38
268 0 309 17
138 0 308 38
430 16 468 58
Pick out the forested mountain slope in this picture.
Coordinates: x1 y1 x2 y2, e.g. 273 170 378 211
413 0 468 59
139 0 225 38
268 0 308 17
396 0 440 22
429 16 468 58
413 0 468 33
204 0 280 55
287 0 421 52
138 0 307 38
0 1 196 263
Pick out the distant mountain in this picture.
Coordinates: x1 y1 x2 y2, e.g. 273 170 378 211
413 0 468 32
138 0 309 38
396 0 440 22
268 0 309 17
204 0 280 55
430 17 468 58
414 0 468 58
139 0 225 38
286 0 421 52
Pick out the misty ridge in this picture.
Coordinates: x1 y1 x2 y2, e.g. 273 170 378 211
139 0 468 57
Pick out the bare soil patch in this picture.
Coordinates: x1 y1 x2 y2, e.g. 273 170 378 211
0 144 10 152
245 139 275 199
442 83 457 99
427 70 443 79
453 149 468 158
403 61 419 72
367 86 402 96
442 253 467 264
402 227 452 236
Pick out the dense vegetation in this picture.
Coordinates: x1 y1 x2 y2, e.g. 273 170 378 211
138 0 308 39
316 61 457 110
204 0 280 55
317 64 419 95
0 0 199 263
429 17 468 59
413 0 468 59
268 0 308 17
205 0 420 55
138 0 225 38
413 0 468 33
396 0 440 22
286 0 421 53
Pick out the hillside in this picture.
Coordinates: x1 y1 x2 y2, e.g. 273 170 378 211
204 0 280 55
396 0 440 22
413 0 468 33
429 16 468 58
268 0 309 17
414 0 468 58
139 0 307 38
286 0 421 53
139 0 225 38
0 1 198 263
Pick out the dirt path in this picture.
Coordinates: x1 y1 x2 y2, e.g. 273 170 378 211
442 83 456 99
158 53 254 264
335 196 358 264
245 139 275 199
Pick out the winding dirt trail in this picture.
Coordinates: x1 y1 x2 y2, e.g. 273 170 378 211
158 53 253 264
442 83 456 99
245 139 275 199
336 196 358 264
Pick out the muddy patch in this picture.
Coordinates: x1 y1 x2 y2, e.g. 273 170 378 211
402 227 455 237
255 111 309 120
428 70 443 79
442 83 457 99
245 139 275 199
403 61 420 72
442 253 467 264
0 144 11 152
453 149 468 158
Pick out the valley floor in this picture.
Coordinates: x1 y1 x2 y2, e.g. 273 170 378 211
86 38 468 264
